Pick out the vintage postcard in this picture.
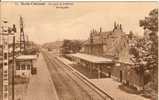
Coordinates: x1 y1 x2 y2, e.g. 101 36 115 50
0 1 158 100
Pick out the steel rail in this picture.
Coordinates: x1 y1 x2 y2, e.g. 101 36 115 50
42 51 114 100
55 56 114 100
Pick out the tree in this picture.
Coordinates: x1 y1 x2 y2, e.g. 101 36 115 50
140 9 158 33
61 39 82 54
130 8 158 89
61 39 72 54
71 40 82 53
140 9 158 61
139 8 158 74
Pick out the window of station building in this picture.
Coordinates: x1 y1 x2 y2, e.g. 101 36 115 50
16 65 20 70
4 70 8 73
31 64 33 68
3 74 8 78
4 62 8 66
27 65 30 70
21 64 25 70
4 77 8 81
4 53 8 60
4 85 8 91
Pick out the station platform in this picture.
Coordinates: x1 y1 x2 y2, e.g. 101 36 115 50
23 53 59 100
58 56 150 100
58 56 74 65
91 78 149 100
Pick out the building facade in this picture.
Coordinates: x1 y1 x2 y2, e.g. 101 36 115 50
81 22 144 90
82 22 129 59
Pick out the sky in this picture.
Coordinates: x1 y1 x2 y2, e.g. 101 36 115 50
1 2 157 44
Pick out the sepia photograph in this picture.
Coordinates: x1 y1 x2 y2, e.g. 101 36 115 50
0 1 158 100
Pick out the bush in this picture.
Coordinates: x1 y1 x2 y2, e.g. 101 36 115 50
119 84 141 94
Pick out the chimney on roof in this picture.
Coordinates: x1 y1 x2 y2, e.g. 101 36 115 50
100 27 102 33
117 24 120 29
120 24 123 32
113 21 117 32
114 21 117 29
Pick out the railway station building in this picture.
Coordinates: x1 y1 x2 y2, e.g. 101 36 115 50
67 53 144 91
66 22 145 91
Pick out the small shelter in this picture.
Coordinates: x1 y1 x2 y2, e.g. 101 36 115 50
68 53 114 78
15 55 37 78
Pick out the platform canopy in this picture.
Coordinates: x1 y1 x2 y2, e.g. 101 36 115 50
16 55 37 60
69 53 113 64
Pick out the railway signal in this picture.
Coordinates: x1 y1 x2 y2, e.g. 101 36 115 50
19 16 26 53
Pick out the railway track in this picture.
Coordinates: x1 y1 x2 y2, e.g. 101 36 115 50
42 51 113 100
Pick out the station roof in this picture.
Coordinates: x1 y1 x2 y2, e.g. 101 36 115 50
68 53 113 64
16 55 37 60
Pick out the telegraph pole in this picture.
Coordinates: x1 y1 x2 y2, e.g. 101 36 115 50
12 24 16 100
12 36 15 100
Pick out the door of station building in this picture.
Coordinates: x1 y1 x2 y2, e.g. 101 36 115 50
120 70 122 82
